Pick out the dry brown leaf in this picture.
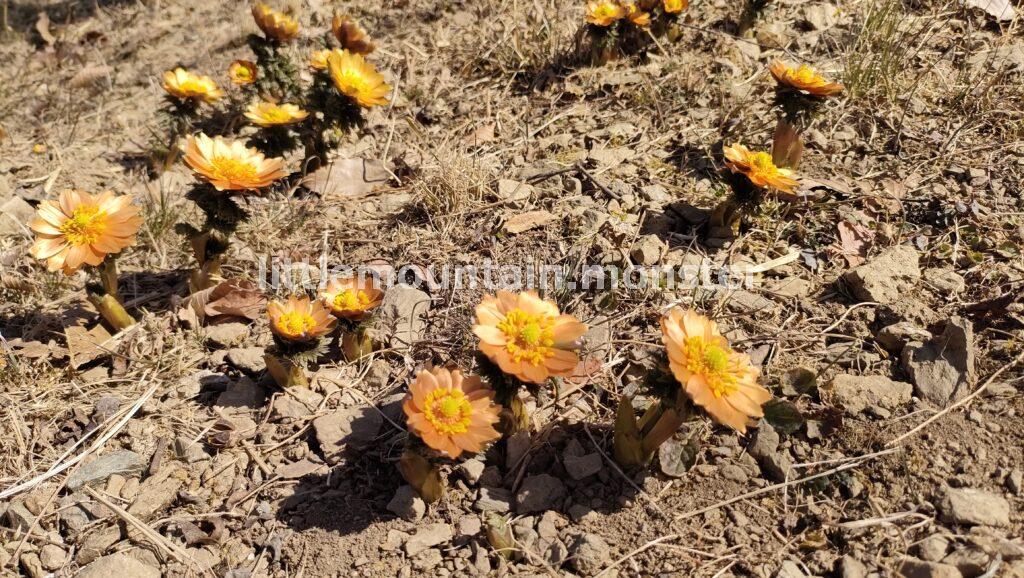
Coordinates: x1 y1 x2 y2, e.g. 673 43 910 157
182 278 266 326
70 65 112 89
836 216 873 267
772 119 803 170
303 158 391 199
65 324 114 368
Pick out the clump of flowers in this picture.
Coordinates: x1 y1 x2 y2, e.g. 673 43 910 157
29 190 143 330
770 60 843 134
400 367 502 501
614 307 772 469
578 0 687 63
264 294 337 388
473 290 586 432
722 142 799 195
156 68 224 162
319 274 384 361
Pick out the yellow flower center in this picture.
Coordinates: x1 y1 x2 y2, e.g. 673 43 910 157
336 67 372 93
59 205 106 246
332 289 371 311
682 336 737 398
233 67 253 82
497 309 555 366
791 65 819 84
423 388 473 435
277 311 316 336
748 152 779 175
262 107 292 123
209 155 258 183
179 79 210 96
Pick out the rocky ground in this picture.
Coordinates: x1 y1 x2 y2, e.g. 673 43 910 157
1 0 1023 577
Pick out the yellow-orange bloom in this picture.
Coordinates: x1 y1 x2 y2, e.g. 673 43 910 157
586 0 626 26
327 49 391 108
403 367 502 459
162 68 223 103
723 143 799 193
473 290 587 384
252 1 299 43
244 101 309 127
309 49 330 70
267 295 337 342
661 308 771 433
29 190 142 275
182 133 287 192
332 13 375 55
663 0 688 13
228 60 257 85
769 60 843 97
624 2 651 25
319 275 383 320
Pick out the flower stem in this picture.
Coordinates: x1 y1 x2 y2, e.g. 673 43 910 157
88 293 135 331
264 354 309 388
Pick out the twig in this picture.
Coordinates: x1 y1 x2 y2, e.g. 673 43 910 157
0 374 157 500
888 349 1024 447
596 534 679 578
84 487 209 575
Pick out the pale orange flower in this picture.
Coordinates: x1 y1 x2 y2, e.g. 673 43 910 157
252 1 299 43
327 49 391 108
162 68 224 103
332 13 375 55
624 2 651 25
661 308 771 433
586 0 626 26
473 290 587 384
181 133 287 192
309 49 331 70
723 143 799 193
769 60 843 97
319 275 383 320
29 190 142 275
403 367 502 459
244 101 309 127
267 295 337 343
663 0 688 13
228 60 257 85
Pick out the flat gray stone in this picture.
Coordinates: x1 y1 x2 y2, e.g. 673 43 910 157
67 450 146 491
938 487 1010 527
825 374 913 414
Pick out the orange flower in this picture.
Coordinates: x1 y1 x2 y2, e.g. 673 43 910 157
181 133 287 192
473 290 587 384
661 308 771 433
309 49 330 70
319 275 383 320
29 190 142 275
586 0 626 26
769 60 843 97
252 1 299 43
327 49 391 108
624 2 651 25
267 295 337 342
228 60 257 85
663 0 688 13
403 367 502 459
162 68 223 103
332 13 375 55
244 101 309 127
723 143 799 193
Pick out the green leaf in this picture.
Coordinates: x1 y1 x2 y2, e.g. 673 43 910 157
763 400 805 435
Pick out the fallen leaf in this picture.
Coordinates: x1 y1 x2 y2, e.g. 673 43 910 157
464 123 496 145
503 210 556 235
303 158 391 199
181 278 266 326
772 119 803 170
65 324 114 368
836 217 873 267
70 65 112 90
965 0 1016 20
